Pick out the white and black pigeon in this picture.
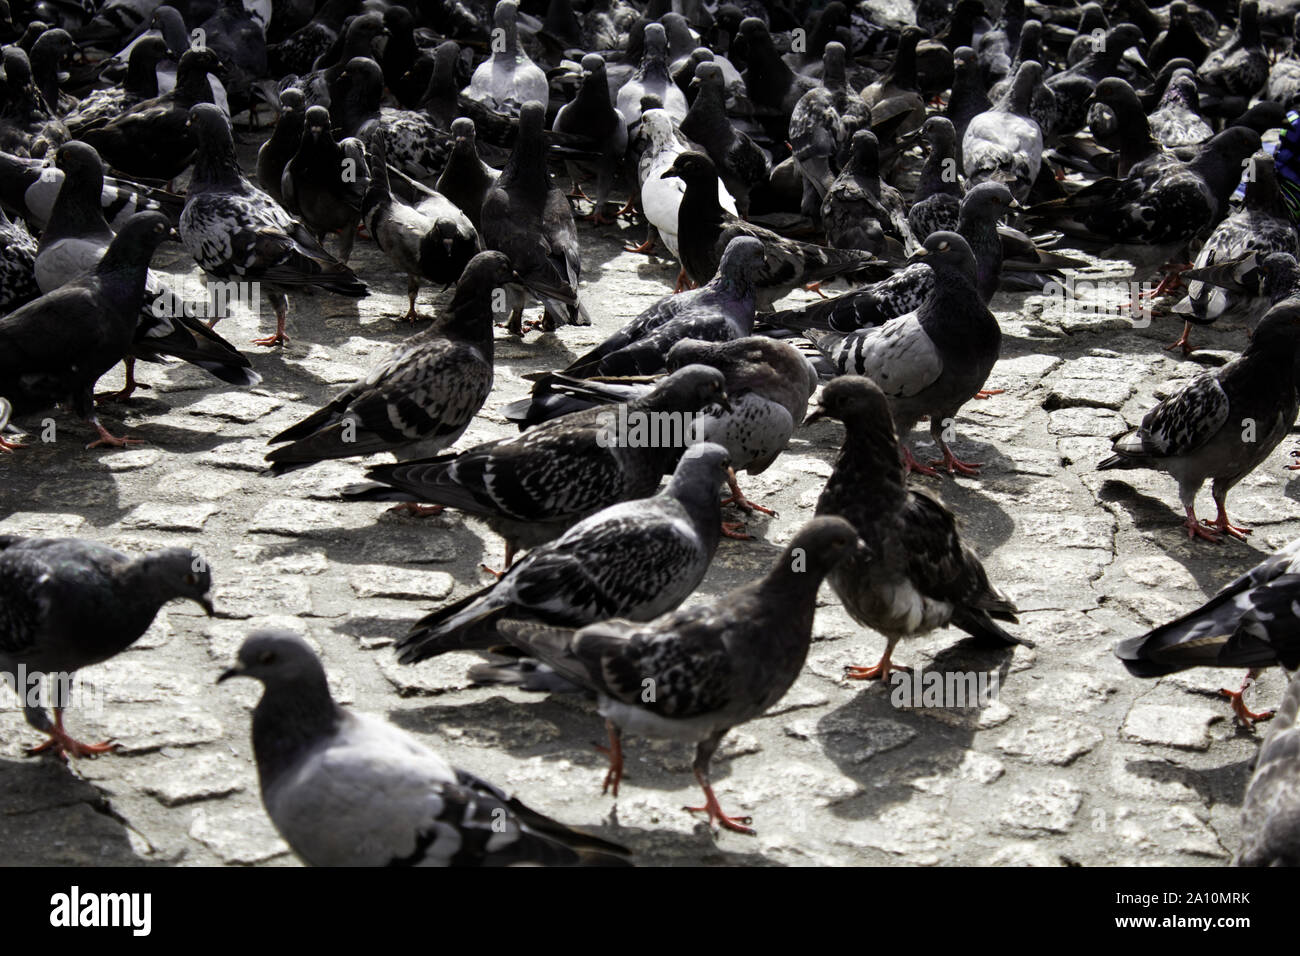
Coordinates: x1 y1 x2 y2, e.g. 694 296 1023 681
0 535 213 759
1237 671 1300 865
461 0 548 120
395 442 731 664
496 516 864 834
1098 303 1300 543
1167 151 1300 354
662 150 889 308
805 232 1003 477
0 211 176 449
808 375 1029 682
34 141 259 400
359 134 480 323
332 56 449 182
265 251 515 477
217 630 630 866
342 365 730 570
1115 537 1300 728
481 100 585 334
0 148 181 233
907 116 964 241
624 106 739 264
821 129 915 256
179 103 368 347
280 104 369 264
788 41 872 222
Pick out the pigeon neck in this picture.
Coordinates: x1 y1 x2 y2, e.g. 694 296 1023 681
949 63 991 119
95 237 157 301
917 135 961 197
442 281 498 350
29 47 61 110
175 62 215 105
1244 163 1287 218
664 464 724 539
889 33 919 88
999 68 1036 116
251 681 343 792
360 150 393 223
125 48 163 99
833 413 908 509
43 169 113 247
501 126 549 205
190 135 247 192
745 37 794 104
682 80 728 149
638 43 671 83
1239 5 1260 47
680 171 726 227
711 257 757 303
760 539 846 606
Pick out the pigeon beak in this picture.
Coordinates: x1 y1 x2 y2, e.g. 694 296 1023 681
660 165 681 180
906 247 930 265
198 592 215 616
853 536 872 560
167 227 181 242
713 392 732 414
805 406 828 425
216 664 242 684
443 237 456 255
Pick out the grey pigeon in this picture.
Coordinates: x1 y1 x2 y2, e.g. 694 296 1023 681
1098 303 1300 542
788 41 872 221
461 0 548 119
0 212 174 448
0 204 38 314
280 105 369 264
550 235 764 382
1168 152 1300 354
821 129 914 256
481 100 586 334
0 536 212 758
265 251 512 476
342 365 731 569
1238 671 1300 865
962 60 1044 202
435 118 499 235
553 53 627 225
34 141 259 400
809 375 1029 681
497 516 864 834
679 61 768 218
255 88 306 204
806 232 1003 477
217 630 630 866
906 116 963 241
179 103 368 348
396 442 731 664
360 134 480 323
1115 537 1300 727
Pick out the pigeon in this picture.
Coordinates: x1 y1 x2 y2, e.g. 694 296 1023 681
861 25 927 147
0 535 213 759
788 41 872 221
480 100 585 334
821 129 914 255
435 118 500 236
1098 302 1300 542
277 11 387 111
553 53 627 225
255 88 306 204
906 116 964 241
1045 23 1146 136
805 232 1003 476
737 16 819 145
0 148 181 232
0 212 175 448
462 0 548 119
179 103 367 347
662 150 888 308
217 630 630 866
1199 0 1268 103
1168 151 1300 354
962 59 1044 202
396 442 731 663
359 136 480 324
79 47 224 184
64 35 170 138
0 204 39 314
1238 671 1300 864
28 28 76 116
809 375 1028 681
195 0 269 121
625 106 739 263
616 22 688 127
332 56 449 182
0 45 66 158
280 105 368 263
34 141 258 400
549 235 763 380
679 61 768 218
1267 13 1300 108
1148 1 1209 71
945 45 993 156
1115 537 1300 727
265 251 514 477
342 365 730 569
495 515 863 834
414 39 469 127
269 0 357 76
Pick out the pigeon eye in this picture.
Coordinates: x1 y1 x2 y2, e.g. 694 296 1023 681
258 651 275 665
185 573 199 586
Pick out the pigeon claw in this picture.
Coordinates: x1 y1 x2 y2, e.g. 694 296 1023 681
685 776 754 835
901 446 940 477
1220 688 1274 728
252 331 290 347
972 388 1003 400
931 445 983 477
86 422 143 449
386 503 445 517
623 237 656 254
1201 517 1251 541
594 722 624 797
721 520 753 540
0 436 27 452
26 730 118 761
804 280 828 298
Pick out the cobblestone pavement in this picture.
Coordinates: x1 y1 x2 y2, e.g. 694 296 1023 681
1 136 1292 867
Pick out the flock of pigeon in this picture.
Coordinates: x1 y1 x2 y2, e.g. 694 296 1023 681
1 0 1300 867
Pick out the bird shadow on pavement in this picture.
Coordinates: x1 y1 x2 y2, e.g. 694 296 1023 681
1121 754 1257 811
1095 479 1268 592
812 639 1018 823
0 756 154 865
